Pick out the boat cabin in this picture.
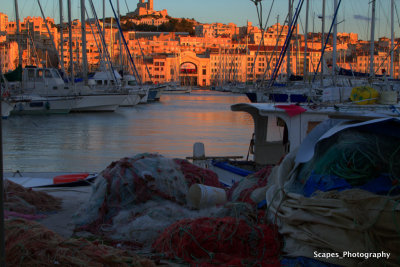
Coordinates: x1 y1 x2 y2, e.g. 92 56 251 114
22 66 66 94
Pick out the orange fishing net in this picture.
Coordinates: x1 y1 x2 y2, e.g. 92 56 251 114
5 218 155 267
153 217 281 266
4 180 62 214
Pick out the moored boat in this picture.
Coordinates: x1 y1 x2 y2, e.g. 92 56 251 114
5 171 98 187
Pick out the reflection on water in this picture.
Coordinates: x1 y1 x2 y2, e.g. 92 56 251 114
3 90 253 172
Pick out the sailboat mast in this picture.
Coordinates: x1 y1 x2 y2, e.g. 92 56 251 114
59 0 64 72
103 0 106 37
80 0 88 84
370 0 376 77
287 0 292 82
391 0 394 78
332 0 338 79
303 0 309 81
320 0 325 86
37 0 65 73
15 0 22 66
117 0 123 71
67 0 74 83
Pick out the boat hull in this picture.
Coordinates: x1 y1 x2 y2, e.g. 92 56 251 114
11 97 75 115
120 93 141 107
71 94 127 112
2 100 15 118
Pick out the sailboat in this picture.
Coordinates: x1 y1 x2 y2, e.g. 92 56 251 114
1 1 83 115
191 0 400 186
61 0 130 112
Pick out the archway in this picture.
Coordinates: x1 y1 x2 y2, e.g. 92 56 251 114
180 62 198 86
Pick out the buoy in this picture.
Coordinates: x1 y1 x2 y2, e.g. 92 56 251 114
53 173 89 184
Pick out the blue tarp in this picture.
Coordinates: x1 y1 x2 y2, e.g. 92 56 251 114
303 172 400 197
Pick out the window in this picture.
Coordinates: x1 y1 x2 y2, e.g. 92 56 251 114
36 70 43 80
51 69 61 78
202 69 206 75
27 69 35 81
45 70 52 78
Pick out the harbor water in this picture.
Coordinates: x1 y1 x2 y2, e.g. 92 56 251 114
3 90 253 173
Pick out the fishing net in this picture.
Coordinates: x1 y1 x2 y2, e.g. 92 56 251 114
297 126 400 196
74 153 223 247
5 218 155 267
227 165 274 205
262 121 400 266
106 200 223 248
4 210 46 220
4 180 62 214
152 217 281 266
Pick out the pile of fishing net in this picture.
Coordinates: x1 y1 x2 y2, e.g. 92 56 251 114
74 153 224 248
263 119 400 266
4 179 61 218
5 218 155 267
227 165 274 206
296 123 400 196
153 217 281 266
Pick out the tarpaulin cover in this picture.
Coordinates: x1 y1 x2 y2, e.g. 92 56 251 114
275 104 307 117
263 122 400 266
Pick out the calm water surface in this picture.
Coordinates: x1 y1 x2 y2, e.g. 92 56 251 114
3 90 253 172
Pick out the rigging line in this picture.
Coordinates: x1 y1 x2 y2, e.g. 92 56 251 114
124 0 130 13
136 37 152 82
84 9 104 72
395 1 400 28
349 1 364 40
312 0 343 83
109 0 142 84
260 13 290 85
37 0 65 73
250 0 276 77
378 0 390 35
373 39 400 75
87 0 118 84
269 0 305 86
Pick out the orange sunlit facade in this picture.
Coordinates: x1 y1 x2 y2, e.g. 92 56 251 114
1 9 400 85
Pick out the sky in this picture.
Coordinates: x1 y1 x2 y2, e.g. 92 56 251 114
2 0 399 40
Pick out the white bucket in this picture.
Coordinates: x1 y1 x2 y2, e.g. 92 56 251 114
187 184 227 209
378 91 398 104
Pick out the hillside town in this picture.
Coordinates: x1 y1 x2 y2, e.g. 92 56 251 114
0 0 398 87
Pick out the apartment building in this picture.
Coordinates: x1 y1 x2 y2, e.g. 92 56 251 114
2 12 399 83
0 12 8 32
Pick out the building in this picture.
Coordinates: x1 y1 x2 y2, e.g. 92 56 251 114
2 8 400 84
0 12 8 32
127 0 168 18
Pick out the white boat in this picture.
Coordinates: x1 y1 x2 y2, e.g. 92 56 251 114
10 94 75 115
6 67 77 115
4 171 98 188
163 82 192 94
148 84 165 101
191 94 400 186
1 99 15 118
13 67 128 113
120 75 149 106
71 92 128 112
